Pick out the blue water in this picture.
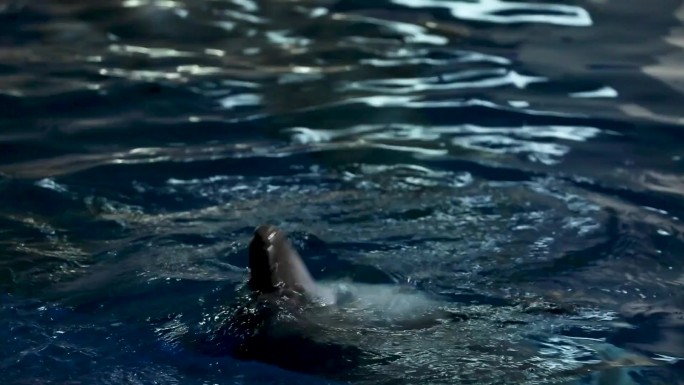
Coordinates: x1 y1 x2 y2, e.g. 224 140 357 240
1 0 684 384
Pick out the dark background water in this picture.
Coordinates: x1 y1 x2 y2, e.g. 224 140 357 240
1 0 684 384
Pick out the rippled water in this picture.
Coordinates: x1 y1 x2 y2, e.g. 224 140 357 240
1 0 684 384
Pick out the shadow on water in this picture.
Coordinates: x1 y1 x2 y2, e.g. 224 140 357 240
1 0 684 384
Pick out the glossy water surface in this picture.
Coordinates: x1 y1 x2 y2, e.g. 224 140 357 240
1 0 684 384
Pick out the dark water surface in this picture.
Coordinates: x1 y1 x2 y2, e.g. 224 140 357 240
1 0 684 384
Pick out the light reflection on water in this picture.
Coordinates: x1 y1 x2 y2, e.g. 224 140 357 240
392 0 593 26
0 0 683 384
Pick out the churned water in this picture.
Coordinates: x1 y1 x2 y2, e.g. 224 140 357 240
1 0 684 384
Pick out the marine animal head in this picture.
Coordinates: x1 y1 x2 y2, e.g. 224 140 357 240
248 224 318 300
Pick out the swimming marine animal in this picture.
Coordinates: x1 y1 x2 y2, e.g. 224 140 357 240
247 224 335 306
202 225 663 384
246 224 459 329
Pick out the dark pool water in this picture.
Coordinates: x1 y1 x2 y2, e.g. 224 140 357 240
2 0 684 384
